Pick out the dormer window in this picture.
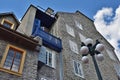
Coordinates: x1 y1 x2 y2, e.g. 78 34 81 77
1 19 14 29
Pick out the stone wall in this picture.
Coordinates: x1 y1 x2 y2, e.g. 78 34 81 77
53 12 118 80
0 39 38 80
37 65 57 80
37 50 60 80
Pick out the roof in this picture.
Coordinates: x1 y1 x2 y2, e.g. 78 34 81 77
0 12 20 25
0 24 39 50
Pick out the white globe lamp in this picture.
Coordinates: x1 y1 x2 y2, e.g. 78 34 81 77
96 53 104 61
80 46 89 55
95 44 104 52
82 56 89 64
84 38 93 46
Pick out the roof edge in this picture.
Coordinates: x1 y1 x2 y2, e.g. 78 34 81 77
20 4 37 21
0 12 20 24
75 10 94 22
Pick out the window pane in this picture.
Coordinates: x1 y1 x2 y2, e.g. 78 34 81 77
11 52 22 72
15 52 22 59
4 62 11 69
3 21 12 28
46 52 48 64
8 49 14 57
78 63 82 76
46 50 52 67
74 61 79 74
48 53 52 66
3 49 15 70
11 64 19 72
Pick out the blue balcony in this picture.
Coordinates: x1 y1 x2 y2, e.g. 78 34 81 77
32 19 62 52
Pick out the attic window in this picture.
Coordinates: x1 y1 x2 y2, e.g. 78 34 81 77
1 19 14 29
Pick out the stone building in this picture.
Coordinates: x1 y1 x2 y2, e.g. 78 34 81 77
0 5 120 80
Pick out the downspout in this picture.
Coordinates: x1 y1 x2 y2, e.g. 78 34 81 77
59 51 64 80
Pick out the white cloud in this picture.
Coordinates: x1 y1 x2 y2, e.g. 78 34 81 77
94 5 120 60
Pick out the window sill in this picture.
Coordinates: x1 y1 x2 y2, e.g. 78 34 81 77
75 73 84 79
45 64 56 69
0 67 22 76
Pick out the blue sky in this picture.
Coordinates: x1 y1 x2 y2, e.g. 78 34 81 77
0 0 119 20
0 0 120 60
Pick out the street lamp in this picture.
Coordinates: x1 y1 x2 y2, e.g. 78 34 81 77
80 38 104 80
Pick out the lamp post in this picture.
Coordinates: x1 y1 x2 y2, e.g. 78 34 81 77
80 38 104 80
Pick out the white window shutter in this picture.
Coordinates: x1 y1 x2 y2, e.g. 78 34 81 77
38 46 46 64
52 52 56 68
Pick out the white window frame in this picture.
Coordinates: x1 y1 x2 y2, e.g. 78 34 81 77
38 46 56 68
75 20 83 30
46 48 56 68
69 40 78 54
73 60 84 78
66 24 75 37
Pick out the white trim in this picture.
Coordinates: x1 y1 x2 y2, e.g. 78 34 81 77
46 47 56 68
39 46 56 69
52 52 56 68
73 60 84 78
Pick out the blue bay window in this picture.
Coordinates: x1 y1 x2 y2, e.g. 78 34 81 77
32 18 62 52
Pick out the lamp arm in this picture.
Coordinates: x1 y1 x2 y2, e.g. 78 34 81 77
81 42 86 46
93 40 100 50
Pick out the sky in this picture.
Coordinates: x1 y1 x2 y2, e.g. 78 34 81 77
0 0 120 60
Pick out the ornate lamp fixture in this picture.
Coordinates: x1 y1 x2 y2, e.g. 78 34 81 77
80 38 104 80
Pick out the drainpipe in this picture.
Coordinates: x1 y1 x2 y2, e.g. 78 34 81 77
59 52 64 80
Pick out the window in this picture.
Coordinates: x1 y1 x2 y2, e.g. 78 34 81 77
75 20 83 30
1 19 14 29
38 46 56 68
41 78 47 80
73 60 84 78
69 40 78 54
79 33 86 42
66 24 75 37
0 44 26 76
106 49 117 61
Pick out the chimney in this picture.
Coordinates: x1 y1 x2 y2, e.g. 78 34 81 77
45 7 54 17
